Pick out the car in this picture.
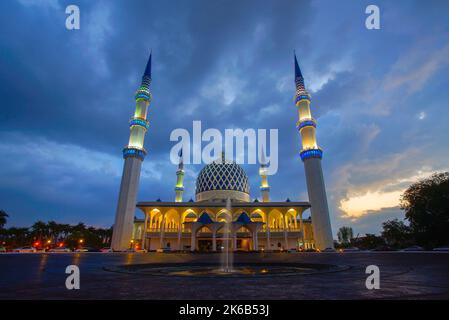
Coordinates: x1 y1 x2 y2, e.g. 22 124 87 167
49 247 72 253
433 246 449 252
13 246 37 253
322 247 336 252
75 247 100 252
156 247 171 253
401 245 424 252
371 245 396 251
303 248 317 252
342 247 360 252
100 247 113 253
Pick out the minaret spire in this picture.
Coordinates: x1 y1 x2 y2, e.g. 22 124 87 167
175 149 185 202
259 146 270 202
294 52 307 97
111 52 153 251
293 52 334 250
143 50 152 79
294 51 303 79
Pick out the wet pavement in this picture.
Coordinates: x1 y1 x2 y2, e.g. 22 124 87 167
0 252 448 299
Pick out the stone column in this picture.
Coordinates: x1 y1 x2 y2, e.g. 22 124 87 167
159 214 165 249
299 211 305 249
284 231 288 250
253 231 259 251
142 212 148 250
177 221 182 251
266 224 271 251
283 213 288 250
190 230 196 252
212 231 217 252
294 213 298 229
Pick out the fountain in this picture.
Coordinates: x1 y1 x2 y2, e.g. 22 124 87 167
220 198 234 273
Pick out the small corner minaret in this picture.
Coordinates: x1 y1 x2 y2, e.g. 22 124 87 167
175 149 185 202
111 52 153 251
294 52 334 250
259 147 270 202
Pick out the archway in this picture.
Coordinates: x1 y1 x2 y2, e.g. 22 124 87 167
195 224 214 252
149 209 162 231
181 209 197 233
267 209 284 232
285 209 298 231
164 209 180 232
234 224 253 251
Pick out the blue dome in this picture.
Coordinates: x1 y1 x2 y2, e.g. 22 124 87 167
195 160 250 195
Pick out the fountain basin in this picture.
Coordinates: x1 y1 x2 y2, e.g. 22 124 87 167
104 262 350 278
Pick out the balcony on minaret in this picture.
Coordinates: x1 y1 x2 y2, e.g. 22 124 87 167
122 146 147 160
135 85 152 102
295 93 311 104
299 148 323 161
296 117 316 131
129 117 150 131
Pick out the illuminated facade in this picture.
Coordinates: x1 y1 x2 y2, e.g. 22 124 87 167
133 154 315 252
113 54 334 252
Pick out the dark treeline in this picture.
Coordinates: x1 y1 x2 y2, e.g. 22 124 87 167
0 216 112 249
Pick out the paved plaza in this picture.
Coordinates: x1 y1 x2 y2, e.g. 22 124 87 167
1 252 448 299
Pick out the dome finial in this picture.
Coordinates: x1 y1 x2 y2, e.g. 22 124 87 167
221 150 226 163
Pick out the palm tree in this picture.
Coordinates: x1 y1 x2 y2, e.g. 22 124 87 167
337 226 354 245
72 222 86 233
0 210 9 229
30 221 49 241
47 221 63 244
7 227 31 246
60 224 72 239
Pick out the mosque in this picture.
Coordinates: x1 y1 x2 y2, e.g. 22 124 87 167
110 53 334 252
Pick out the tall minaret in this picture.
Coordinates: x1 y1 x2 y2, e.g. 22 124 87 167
111 52 152 251
259 148 270 202
294 53 334 250
175 149 185 202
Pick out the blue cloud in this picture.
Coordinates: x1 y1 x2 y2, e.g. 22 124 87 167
1 0 449 237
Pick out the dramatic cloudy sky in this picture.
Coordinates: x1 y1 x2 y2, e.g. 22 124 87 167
1 0 448 236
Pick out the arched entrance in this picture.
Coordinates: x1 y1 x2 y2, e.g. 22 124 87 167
196 224 214 252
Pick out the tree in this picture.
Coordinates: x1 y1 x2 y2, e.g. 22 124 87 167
401 172 449 249
30 221 49 241
381 219 412 248
337 226 353 246
1 219 113 249
0 210 9 229
352 234 385 250
4 227 31 247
